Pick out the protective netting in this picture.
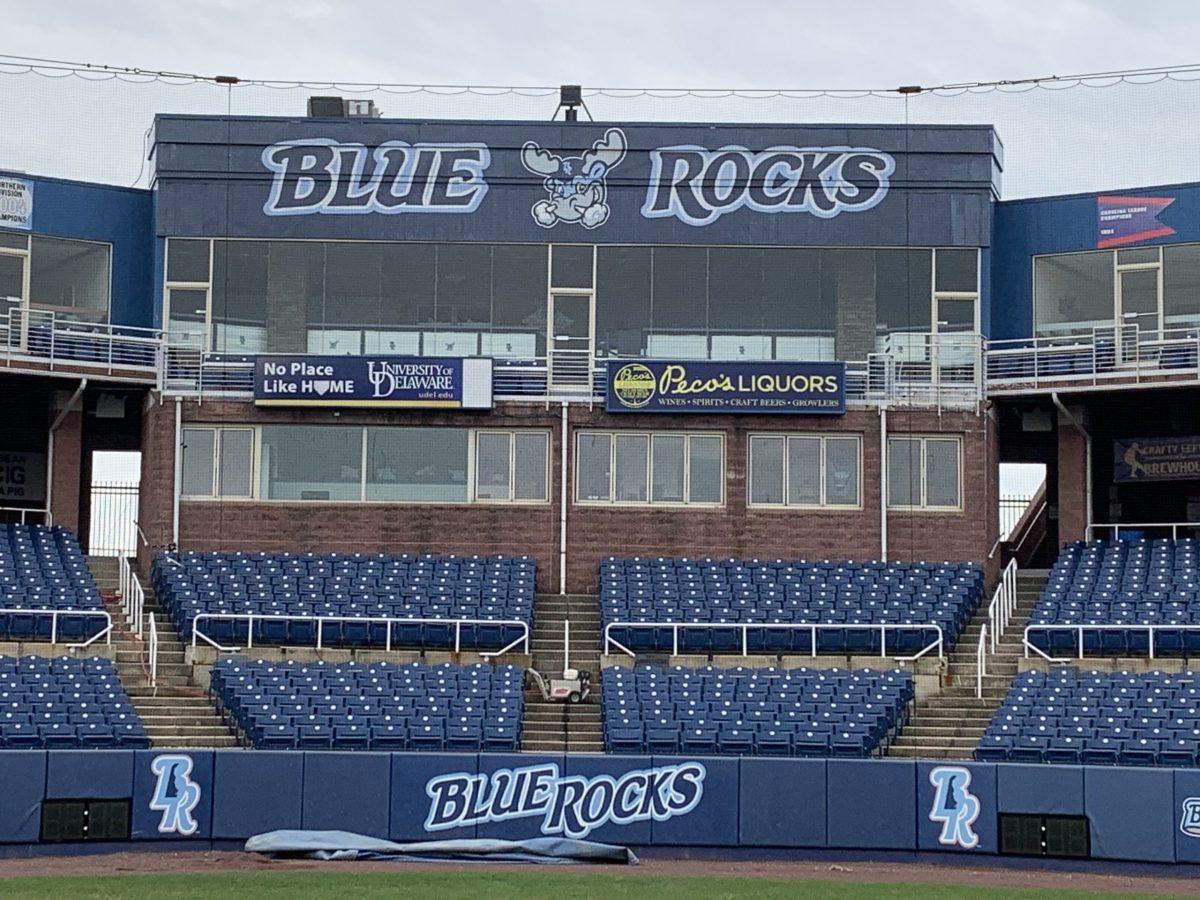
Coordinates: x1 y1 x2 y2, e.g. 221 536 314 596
3 61 1200 197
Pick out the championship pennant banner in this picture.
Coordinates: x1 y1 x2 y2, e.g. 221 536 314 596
606 360 846 415
253 356 493 409
1096 195 1175 249
0 177 32 231
1114 436 1200 483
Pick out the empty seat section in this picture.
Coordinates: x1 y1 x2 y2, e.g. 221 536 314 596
600 557 983 655
0 654 148 749
211 656 524 751
153 551 535 652
602 664 913 757
975 667 1200 767
0 525 107 641
1026 538 1200 657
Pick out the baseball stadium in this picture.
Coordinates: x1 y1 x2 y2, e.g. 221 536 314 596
5 42 1200 898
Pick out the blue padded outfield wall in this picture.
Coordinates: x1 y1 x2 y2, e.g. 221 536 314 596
3 751 1200 862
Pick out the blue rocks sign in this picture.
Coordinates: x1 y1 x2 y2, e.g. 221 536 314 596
253 356 493 409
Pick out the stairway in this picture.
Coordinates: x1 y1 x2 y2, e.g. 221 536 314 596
89 557 240 749
887 569 1047 760
521 595 604 754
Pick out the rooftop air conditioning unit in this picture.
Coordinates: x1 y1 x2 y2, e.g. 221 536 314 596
306 97 382 118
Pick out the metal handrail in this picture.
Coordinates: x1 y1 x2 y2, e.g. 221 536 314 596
602 621 944 662
148 612 159 690
1086 521 1200 541
0 506 51 525
987 559 1018 654
1 307 161 377
0 608 112 647
1023 622 1200 662
976 623 987 700
190 612 530 658
118 555 145 637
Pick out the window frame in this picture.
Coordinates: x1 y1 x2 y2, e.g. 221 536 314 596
27 234 114 324
886 434 964 512
747 432 863 510
180 424 551 505
573 429 725 508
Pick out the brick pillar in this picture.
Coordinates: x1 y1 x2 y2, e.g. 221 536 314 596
49 408 82 534
1057 409 1089 545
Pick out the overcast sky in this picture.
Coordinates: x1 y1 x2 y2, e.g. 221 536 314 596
5 0 1200 89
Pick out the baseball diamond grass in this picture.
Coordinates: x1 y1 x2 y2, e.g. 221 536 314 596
0 871 1181 900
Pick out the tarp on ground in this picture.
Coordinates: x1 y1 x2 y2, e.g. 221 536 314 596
244 830 638 864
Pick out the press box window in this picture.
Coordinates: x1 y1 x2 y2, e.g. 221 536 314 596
474 431 549 502
748 434 861 508
180 427 253 499
887 435 962 510
575 431 723 506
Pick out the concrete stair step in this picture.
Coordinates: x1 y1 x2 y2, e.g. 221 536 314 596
151 737 241 748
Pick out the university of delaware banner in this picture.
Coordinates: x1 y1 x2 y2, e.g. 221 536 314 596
1114 436 1200 482
606 360 845 415
254 356 493 409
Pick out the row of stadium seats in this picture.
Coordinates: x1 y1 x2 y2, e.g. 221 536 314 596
154 551 535 651
976 668 1200 766
0 525 107 640
0 656 147 748
211 657 524 751
600 557 983 654
602 665 913 757
1027 539 1200 656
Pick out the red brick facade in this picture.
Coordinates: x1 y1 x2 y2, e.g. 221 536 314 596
137 397 1000 592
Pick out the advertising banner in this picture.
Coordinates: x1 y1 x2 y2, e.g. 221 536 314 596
606 360 845 415
1114 436 1200 482
0 451 46 502
253 356 493 409
1097 195 1175 249
0 177 32 231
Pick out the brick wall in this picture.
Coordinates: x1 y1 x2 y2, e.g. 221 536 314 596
1057 407 1089 546
138 397 998 592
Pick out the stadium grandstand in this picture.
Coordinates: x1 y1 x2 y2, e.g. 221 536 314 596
6 55 1200 869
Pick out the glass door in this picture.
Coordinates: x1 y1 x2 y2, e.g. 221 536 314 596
1118 267 1162 339
0 250 27 349
548 291 594 393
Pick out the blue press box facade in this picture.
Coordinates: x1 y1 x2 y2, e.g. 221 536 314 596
2 750 1200 862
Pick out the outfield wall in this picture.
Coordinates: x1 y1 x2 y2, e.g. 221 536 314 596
3 751 1200 863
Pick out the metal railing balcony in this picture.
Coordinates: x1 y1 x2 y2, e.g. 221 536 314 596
0 306 161 382
987 324 1200 395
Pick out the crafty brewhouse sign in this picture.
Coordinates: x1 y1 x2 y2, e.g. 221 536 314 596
606 360 845 414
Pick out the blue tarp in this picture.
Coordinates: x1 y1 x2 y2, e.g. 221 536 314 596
244 830 638 864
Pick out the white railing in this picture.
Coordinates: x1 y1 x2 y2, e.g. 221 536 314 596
0 608 112 647
0 506 51 525
160 332 984 410
987 323 1200 393
987 559 1018 654
190 612 530 658
1086 521 1200 541
602 621 944 662
148 612 159 689
1 306 161 380
1023 623 1200 662
118 556 145 638
976 623 987 699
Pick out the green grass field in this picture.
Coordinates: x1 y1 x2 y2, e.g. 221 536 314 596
0 871 1179 900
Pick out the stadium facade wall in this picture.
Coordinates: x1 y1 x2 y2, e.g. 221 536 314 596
135 398 998 592
3 749 1200 863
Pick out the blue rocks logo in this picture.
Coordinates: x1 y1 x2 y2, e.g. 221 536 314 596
520 129 627 229
928 766 981 849
1181 797 1200 838
262 139 490 216
642 144 894 227
149 754 202 836
425 761 705 839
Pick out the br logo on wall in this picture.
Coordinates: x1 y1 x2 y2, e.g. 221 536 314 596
1181 797 1200 837
425 760 705 839
149 754 202 836
928 766 981 849
520 128 627 229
